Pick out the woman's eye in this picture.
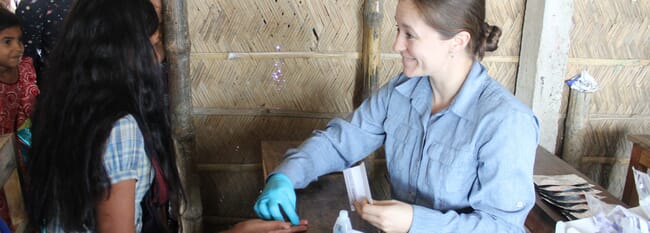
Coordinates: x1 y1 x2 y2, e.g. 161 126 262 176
406 33 414 39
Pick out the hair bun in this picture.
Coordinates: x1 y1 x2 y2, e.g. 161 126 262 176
481 22 502 53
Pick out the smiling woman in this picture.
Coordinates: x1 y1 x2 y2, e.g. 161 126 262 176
254 0 539 232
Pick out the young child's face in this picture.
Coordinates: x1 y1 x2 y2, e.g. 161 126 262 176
0 26 23 69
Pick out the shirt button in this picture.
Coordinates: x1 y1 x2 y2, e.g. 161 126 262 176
516 201 524 208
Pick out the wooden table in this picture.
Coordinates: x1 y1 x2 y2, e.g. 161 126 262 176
262 141 624 233
525 147 625 233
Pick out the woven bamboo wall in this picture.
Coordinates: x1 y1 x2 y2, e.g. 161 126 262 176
564 0 650 197
187 0 524 231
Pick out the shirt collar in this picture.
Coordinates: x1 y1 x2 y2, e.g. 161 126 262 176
394 73 432 115
447 61 488 122
392 61 488 121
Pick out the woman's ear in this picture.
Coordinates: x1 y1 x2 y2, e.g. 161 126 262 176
452 31 471 52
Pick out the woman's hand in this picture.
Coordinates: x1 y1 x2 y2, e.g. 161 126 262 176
354 199 413 233
222 219 308 233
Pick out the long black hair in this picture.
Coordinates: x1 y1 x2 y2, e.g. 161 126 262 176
25 0 183 231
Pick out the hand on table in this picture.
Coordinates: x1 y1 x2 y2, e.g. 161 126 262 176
254 173 300 225
222 219 308 233
353 198 413 233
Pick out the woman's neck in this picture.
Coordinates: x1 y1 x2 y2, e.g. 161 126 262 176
429 57 474 114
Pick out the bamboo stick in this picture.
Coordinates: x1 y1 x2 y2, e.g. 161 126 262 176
193 107 348 119
358 0 383 179
196 163 262 172
193 52 361 60
191 53 525 63
162 0 203 232
580 156 628 165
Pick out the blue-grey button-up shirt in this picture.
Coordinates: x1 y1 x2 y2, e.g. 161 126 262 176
276 61 540 232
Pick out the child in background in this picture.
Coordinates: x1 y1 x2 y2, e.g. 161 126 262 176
0 6 39 232
0 4 37 136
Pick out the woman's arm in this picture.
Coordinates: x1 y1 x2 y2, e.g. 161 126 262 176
96 179 137 233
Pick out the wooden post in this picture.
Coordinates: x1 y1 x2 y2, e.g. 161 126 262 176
356 0 383 107
516 0 573 153
357 0 383 180
562 90 590 170
161 0 203 232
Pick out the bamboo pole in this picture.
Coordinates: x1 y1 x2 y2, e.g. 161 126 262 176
357 0 383 184
562 90 591 170
192 107 348 119
162 0 203 232
355 0 383 107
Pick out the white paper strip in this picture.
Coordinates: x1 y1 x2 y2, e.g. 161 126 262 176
343 162 373 211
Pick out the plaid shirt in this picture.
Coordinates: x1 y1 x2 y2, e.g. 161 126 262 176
45 115 154 233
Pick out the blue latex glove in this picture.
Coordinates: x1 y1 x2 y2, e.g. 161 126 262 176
254 173 300 225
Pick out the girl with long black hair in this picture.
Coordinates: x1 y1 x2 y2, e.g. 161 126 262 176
24 0 311 232
25 0 181 232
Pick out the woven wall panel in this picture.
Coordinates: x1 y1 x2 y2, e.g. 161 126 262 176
580 118 650 195
191 58 358 112
565 64 650 115
378 0 524 57
581 162 614 193
483 61 518 92
378 0 397 53
571 0 650 59
193 116 331 163
199 170 262 217
485 0 525 57
188 0 364 53
378 59 402 86
583 119 650 158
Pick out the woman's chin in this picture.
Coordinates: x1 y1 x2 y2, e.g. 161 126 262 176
402 70 422 78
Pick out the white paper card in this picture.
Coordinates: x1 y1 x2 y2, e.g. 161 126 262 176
343 162 373 211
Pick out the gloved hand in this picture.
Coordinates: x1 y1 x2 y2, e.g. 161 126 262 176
254 173 300 225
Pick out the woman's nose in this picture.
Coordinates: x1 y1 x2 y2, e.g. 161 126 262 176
392 35 405 53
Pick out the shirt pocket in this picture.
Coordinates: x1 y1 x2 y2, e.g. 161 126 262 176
385 123 419 174
426 143 477 192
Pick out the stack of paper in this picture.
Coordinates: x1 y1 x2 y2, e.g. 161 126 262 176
534 174 604 220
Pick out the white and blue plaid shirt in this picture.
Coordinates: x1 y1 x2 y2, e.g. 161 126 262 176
45 115 154 233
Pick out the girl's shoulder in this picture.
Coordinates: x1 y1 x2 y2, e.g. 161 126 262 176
18 57 37 84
